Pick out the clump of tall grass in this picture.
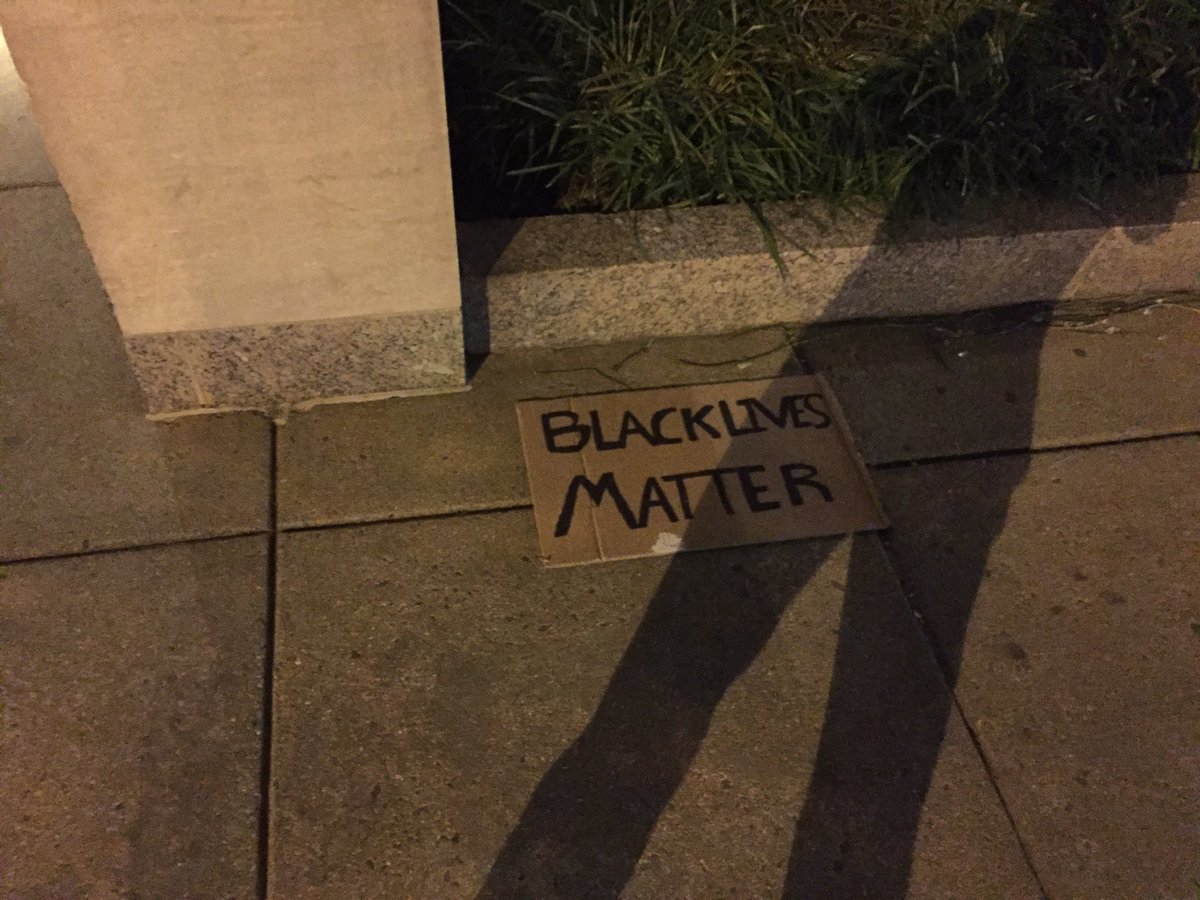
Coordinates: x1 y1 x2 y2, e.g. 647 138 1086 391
441 0 1200 220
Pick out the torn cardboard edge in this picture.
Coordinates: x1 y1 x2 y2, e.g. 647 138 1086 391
516 374 887 567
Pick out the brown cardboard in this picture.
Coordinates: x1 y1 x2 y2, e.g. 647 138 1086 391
516 375 887 566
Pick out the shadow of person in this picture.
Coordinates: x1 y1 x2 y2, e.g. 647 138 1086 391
476 2 1199 896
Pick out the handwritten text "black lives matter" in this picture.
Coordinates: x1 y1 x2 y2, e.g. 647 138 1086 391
542 392 838 537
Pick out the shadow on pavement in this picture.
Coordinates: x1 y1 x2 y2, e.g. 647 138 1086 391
476 3 1198 895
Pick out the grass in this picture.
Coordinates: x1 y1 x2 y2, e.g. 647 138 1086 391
440 0 1200 221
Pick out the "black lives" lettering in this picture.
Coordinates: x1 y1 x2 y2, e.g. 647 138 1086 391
541 393 831 454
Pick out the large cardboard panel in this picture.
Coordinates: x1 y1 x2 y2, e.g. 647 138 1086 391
517 376 886 566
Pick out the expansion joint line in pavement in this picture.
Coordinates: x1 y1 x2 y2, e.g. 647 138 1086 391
268 428 1200 539
256 421 280 900
1 429 1193 571
874 534 1051 899
955 692 1052 900
871 428 1200 471
0 528 270 567
0 180 60 193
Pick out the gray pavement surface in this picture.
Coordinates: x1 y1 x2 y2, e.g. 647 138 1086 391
1 537 267 897
879 438 1200 898
3 177 1199 898
271 521 1039 899
0 189 271 560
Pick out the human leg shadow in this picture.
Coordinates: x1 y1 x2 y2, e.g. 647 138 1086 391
783 0 1200 881
477 535 837 898
476 1 1199 895
781 351 1041 896
477 301 1052 900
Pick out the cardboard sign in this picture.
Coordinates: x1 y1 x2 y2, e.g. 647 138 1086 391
516 375 886 566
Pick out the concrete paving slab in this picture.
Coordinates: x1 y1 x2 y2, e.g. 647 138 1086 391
271 511 1039 898
0 536 267 898
277 327 800 528
877 436 1200 898
803 303 1200 464
0 188 271 560
279 300 1199 531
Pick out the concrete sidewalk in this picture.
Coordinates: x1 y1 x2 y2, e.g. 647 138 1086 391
3 186 1199 899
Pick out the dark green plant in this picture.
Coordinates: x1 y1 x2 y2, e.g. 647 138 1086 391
441 0 1200 219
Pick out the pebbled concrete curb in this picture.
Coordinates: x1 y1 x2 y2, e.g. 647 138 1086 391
458 174 1200 354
